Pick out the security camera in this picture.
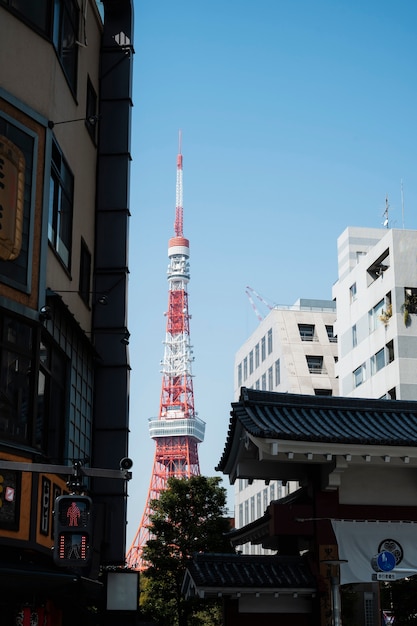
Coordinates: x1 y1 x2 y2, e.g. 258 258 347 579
120 457 133 470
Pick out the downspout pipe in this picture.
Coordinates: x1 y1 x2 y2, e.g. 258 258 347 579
92 0 134 566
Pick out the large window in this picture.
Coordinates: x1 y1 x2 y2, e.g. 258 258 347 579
299 324 315 341
405 288 417 314
37 338 67 459
275 359 280 386
369 299 384 332
326 325 337 342
237 363 242 388
0 314 34 443
255 343 260 368
243 357 248 381
353 363 366 387
306 355 324 374
352 324 357 348
249 350 253 374
268 366 273 391
261 336 266 361
267 328 273 354
371 348 385 375
53 0 79 90
48 139 74 268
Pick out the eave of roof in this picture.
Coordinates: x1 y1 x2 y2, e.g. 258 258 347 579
182 553 316 599
217 389 417 478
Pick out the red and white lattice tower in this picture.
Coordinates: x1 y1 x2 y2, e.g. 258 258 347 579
126 133 205 570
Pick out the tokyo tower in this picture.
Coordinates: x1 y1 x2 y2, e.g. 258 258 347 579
126 133 205 570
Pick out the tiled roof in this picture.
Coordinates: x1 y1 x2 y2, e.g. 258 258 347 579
217 388 417 471
185 553 316 590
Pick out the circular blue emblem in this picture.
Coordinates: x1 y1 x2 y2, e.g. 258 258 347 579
376 550 396 572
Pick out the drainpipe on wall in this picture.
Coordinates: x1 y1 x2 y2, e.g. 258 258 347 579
92 0 134 566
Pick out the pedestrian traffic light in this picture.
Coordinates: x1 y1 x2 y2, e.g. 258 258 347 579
53 495 93 567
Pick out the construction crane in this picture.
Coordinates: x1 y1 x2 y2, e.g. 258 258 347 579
245 286 274 321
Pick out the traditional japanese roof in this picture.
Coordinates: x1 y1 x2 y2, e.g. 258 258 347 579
182 553 316 599
216 388 417 484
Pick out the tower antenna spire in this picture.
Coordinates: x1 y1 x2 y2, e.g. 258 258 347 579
174 129 183 237
126 135 205 571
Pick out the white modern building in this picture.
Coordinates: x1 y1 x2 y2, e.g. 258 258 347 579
333 226 417 400
233 299 338 554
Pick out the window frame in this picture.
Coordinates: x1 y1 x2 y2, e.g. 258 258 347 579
48 138 74 269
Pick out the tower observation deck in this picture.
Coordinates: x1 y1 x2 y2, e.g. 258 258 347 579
126 134 205 570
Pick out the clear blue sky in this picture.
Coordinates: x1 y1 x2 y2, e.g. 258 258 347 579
126 0 417 545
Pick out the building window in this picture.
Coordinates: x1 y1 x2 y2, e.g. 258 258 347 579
371 348 385 375
250 496 255 521
0 314 34 445
369 299 384 332
386 340 394 364
244 500 249 525
326 325 337 342
314 389 332 396
404 287 417 314
306 355 324 374
256 492 261 517
52 0 79 90
255 343 260 368
37 337 68 459
249 350 253 374
79 239 91 306
243 357 248 381
237 363 242 388
255 379 260 390
261 336 266 361
268 366 273 391
270 483 275 501
350 282 357 302
353 363 366 387
267 328 273 354
238 503 243 528
48 139 74 268
352 324 357 348
275 359 280 386
298 324 315 341
261 373 266 390
263 488 268 513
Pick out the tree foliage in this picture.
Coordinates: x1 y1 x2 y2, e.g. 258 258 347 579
140 475 234 626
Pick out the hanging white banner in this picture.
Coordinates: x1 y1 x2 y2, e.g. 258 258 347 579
331 520 417 585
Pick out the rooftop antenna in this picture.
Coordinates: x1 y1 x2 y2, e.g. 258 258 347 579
382 195 389 228
401 179 405 229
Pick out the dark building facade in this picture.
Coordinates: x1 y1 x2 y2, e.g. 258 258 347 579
0 1 133 623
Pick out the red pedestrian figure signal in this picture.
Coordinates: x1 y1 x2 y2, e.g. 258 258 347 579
53 495 92 567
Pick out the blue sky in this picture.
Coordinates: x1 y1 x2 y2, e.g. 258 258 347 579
126 0 417 545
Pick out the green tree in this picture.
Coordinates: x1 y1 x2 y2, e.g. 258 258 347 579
141 475 234 626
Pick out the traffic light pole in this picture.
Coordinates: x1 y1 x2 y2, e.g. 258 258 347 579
0 459 132 485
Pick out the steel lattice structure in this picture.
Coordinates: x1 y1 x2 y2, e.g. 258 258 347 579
126 134 205 570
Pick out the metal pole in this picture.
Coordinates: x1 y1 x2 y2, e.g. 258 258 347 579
331 576 342 626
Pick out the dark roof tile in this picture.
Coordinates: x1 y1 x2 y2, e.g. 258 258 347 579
186 553 316 589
